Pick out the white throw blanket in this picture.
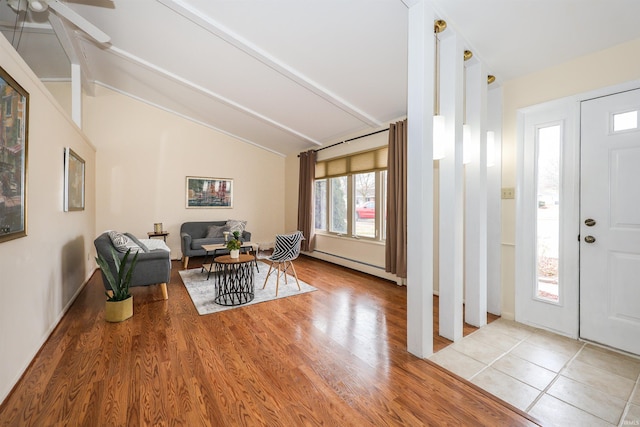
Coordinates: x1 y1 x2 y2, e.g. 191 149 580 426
140 239 171 252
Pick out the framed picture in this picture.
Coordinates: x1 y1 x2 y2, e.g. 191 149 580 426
0 66 29 243
64 147 85 211
186 176 233 208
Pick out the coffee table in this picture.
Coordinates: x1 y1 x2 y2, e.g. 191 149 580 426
213 254 255 306
201 242 258 279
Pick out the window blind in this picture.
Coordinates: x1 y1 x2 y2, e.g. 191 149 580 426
315 147 388 179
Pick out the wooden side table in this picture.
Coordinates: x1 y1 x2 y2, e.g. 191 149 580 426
147 231 169 242
213 254 255 306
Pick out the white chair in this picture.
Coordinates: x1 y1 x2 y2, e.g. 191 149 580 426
262 231 304 296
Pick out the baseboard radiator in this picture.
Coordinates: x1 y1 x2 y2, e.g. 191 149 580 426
304 250 405 286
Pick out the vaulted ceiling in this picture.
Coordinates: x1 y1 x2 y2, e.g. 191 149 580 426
2 0 640 157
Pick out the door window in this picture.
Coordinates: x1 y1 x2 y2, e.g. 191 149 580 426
536 125 561 302
613 110 638 132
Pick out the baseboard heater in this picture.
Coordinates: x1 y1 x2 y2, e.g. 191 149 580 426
310 250 384 270
304 250 403 285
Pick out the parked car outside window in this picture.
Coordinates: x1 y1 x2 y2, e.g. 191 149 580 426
356 201 375 219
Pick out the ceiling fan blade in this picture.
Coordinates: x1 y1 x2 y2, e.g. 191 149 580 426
47 0 110 44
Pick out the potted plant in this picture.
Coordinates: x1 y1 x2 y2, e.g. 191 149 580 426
226 230 242 258
95 247 139 322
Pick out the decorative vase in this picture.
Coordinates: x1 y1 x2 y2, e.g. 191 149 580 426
230 249 240 259
105 296 133 322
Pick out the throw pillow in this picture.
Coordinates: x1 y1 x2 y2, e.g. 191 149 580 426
206 224 229 238
108 230 143 253
108 231 128 252
226 219 247 234
125 233 149 252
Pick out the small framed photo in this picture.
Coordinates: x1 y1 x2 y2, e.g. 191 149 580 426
64 147 85 211
186 176 233 208
0 65 29 243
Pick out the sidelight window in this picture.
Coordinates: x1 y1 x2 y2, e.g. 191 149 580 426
536 124 561 302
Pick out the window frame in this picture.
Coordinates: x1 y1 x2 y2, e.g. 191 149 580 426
315 169 386 242
313 146 388 242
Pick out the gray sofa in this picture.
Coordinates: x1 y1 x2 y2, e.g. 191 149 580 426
180 221 251 268
94 232 171 299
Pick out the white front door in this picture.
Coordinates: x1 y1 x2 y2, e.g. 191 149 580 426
580 88 640 355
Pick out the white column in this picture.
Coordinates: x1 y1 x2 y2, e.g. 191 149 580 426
464 62 488 327
406 0 434 357
71 62 82 128
438 33 464 341
487 86 503 315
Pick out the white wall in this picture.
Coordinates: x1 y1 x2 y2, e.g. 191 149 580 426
0 35 96 404
501 38 640 318
82 85 286 257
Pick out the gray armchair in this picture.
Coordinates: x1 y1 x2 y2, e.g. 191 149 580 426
94 232 171 299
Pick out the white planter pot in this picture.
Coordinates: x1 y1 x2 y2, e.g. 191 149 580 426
230 249 240 259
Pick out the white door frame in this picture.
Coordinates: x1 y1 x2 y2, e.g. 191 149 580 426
515 98 580 338
515 79 640 338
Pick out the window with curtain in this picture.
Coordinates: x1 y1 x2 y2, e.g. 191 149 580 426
314 147 388 241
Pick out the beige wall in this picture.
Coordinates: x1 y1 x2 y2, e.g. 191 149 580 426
82 85 286 257
0 36 96 403
43 81 72 117
501 38 640 318
0 75 285 405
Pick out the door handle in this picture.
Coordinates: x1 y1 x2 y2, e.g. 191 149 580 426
584 235 596 243
585 218 596 227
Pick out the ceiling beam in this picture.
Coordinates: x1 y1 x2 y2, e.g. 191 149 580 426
400 0 422 8
0 17 95 97
156 0 383 128
48 13 95 96
102 43 322 146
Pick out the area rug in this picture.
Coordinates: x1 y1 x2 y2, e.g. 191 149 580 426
179 265 317 315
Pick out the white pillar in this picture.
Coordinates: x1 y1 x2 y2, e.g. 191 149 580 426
487 86 502 315
406 0 434 357
71 63 82 128
464 62 488 327
438 32 464 341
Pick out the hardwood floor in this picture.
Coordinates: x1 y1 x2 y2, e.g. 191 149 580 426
0 256 537 426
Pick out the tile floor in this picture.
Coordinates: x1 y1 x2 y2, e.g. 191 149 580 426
429 319 640 426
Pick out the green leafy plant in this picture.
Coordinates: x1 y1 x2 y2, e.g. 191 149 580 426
226 230 242 251
95 248 139 301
